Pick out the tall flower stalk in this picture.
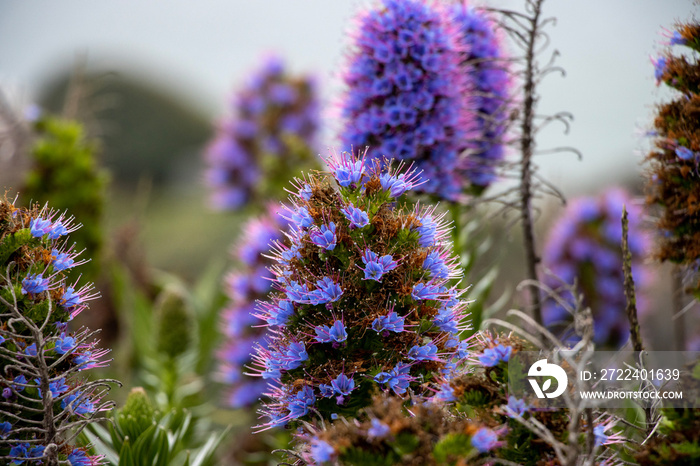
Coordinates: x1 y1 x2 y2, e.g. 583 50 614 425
338 0 475 201
0 197 117 465
251 151 470 429
205 55 320 211
646 20 700 348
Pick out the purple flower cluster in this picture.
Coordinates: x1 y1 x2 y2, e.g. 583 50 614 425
339 0 476 200
204 55 319 210
0 201 110 465
250 151 470 429
219 205 290 408
542 188 652 347
450 3 511 189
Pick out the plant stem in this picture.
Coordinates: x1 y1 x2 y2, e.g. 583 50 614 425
672 266 686 351
520 0 544 326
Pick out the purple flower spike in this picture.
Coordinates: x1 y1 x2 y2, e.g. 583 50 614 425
339 0 475 200
542 189 652 347
310 222 337 250
204 55 319 210
341 203 370 229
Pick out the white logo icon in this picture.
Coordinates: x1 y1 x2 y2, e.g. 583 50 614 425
528 359 568 398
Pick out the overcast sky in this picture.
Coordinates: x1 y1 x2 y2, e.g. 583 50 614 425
0 0 694 194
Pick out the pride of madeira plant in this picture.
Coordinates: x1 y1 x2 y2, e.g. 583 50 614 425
250 150 470 429
0 197 117 465
205 55 319 211
647 20 700 293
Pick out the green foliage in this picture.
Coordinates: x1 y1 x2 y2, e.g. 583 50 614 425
341 447 398 466
24 115 107 280
432 433 473 464
83 387 229 466
156 289 192 359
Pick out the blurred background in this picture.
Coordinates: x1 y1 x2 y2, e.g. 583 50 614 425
0 0 695 347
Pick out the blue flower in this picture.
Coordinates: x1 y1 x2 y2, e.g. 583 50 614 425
361 249 398 281
331 373 355 404
24 344 37 357
315 320 348 344
266 299 295 326
62 391 96 415
505 396 529 418
310 222 337 250
368 418 390 438
416 214 438 247
67 450 92 466
407 343 438 361
653 56 667 83
309 277 343 304
329 156 365 188
286 281 312 303
0 421 11 439
341 203 370 228
21 273 49 295
288 386 316 419
478 344 512 367
380 173 412 198
675 146 695 160
423 250 449 279
60 287 81 309
432 306 459 334
436 383 457 403
284 342 309 370
35 377 69 398
310 438 334 464
372 311 405 334
29 217 52 237
471 427 500 453
48 221 68 239
289 206 314 229
374 363 412 394
54 335 76 355
411 282 442 301
670 30 686 45
319 384 335 398
51 249 75 271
